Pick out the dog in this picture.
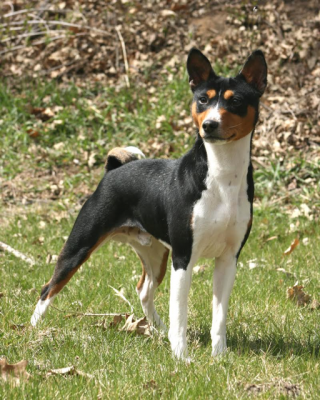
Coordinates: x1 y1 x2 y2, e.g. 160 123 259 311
31 48 267 360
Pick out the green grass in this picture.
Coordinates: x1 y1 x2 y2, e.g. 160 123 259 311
0 206 319 398
0 70 192 181
1 71 319 398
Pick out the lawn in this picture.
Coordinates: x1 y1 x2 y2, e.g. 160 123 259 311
0 71 319 399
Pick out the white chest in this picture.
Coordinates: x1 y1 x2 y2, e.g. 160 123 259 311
191 136 252 260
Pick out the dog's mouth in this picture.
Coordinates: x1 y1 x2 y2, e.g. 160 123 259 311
204 134 236 143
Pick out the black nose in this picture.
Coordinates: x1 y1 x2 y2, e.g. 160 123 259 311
202 120 219 134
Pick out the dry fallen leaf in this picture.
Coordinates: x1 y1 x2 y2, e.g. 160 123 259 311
47 366 75 376
310 299 320 310
266 236 278 242
27 128 40 139
193 265 207 274
9 324 25 331
302 237 309 246
283 238 299 256
143 379 158 390
93 319 108 331
0 358 30 386
46 365 94 379
121 314 151 336
287 284 311 306
109 314 123 328
88 152 97 168
248 258 266 269
276 268 296 278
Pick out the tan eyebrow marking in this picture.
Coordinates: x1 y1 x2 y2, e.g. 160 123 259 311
223 90 234 100
206 89 216 99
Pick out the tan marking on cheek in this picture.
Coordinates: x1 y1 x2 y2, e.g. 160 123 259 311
223 90 234 100
197 109 212 137
206 89 216 99
219 105 255 140
192 103 212 136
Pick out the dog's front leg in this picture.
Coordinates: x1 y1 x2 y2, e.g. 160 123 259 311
211 252 237 357
168 259 193 360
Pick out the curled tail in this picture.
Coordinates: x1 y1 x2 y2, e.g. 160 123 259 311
105 146 146 172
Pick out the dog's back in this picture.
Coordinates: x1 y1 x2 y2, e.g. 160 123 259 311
31 48 267 361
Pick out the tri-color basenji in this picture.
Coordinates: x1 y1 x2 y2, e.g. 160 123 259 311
31 48 267 360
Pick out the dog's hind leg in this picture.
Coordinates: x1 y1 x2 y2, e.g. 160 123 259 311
117 230 169 331
31 194 114 326
136 245 169 331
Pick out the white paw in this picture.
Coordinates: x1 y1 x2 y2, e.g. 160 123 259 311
143 310 167 333
169 331 188 360
152 312 167 333
157 320 168 334
211 334 227 357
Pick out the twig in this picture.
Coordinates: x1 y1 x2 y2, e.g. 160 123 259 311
0 30 65 44
267 189 301 205
115 26 130 88
66 312 129 317
0 241 35 265
4 8 87 23
251 156 269 169
41 55 86 76
284 102 297 121
0 20 113 37
260 102 273 112
0 34 72 56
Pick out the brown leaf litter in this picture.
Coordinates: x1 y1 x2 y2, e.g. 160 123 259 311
0 358 30 386
121 314 152 336
245 380 300 397
283 238 300 256
0 0 318 160
287 283 320 309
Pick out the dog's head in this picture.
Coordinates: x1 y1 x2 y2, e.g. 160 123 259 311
187 49 267 144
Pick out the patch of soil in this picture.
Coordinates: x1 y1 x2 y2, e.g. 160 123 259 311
245 380 300 397
191 11 230 39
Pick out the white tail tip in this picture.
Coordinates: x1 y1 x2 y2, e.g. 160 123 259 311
30 297 54 326
124 146 146 159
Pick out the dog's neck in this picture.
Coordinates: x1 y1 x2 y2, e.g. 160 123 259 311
203 133 252 192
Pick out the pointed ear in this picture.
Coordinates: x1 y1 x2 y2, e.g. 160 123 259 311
238 50 267 95
187 48 216 91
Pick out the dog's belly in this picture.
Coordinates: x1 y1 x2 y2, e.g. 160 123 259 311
191 192 251 259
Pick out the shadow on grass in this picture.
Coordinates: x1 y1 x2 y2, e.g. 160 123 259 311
190 327 320 358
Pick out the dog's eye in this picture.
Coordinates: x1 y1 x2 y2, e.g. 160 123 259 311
231 98 241 106
199 97 208 105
